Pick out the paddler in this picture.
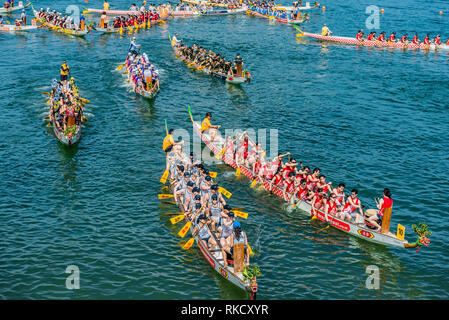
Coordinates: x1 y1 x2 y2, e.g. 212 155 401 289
412 33 419 44
423 34 430 45
321 23 332 36
201 112 221 142
163 128 184 163
355 30 364 41
377 31 386 42
388 32 396 43
400 33 408 44
367 31 376 41
60 61 70 84
434 35 441 46
171 33 180 47
340 189 363 224
80 13 85 31
103 0 110 11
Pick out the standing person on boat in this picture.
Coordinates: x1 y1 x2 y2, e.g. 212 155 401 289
365 188 393 232
163 128 184 164
340 189 363 223
103 0 110 11
228 221 250 267
129 37 140 57
20 9 26 26
171 33 181 47
60 62 70 84
100 11 109 28
321 24 332 36
201 112 221 142
233 53 244 78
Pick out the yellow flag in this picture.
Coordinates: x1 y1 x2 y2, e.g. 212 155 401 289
234 211 248 219
182 238 195 250
170 214 185 225
158 194 174 199
397 224 405 240
218 187 232 199
178 221 192 238
160 170 169 184
247 243 254 255
209 171 217 178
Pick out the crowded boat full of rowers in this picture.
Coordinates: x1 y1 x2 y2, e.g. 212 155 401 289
296 25 449 51
46 62 85 146
33 6 89 36
170 34 251 84
117 37 160 99
186 107 430 249
247 1 313 24
161 129 259 297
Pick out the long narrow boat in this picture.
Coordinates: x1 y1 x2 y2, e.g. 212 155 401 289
165 148 258 297
32 7 89 37
181 0 242 8
86 8 137 15
0 19 38 31
123 53 160 99
48 82 84 146
0 1 29 13
275 1 320 11
171 10 201 16
169 35 250 84
187 107 427 249
296 28 449 51
247 7 304 25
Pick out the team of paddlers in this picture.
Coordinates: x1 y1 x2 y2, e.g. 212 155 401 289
49 62 84 136
125 48 160 96
164 137 251 268
353 30 448 46
183 112 394 233
171 35 248 79
248 0 308 21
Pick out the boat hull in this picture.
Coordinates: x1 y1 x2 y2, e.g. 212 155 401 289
188 112 410 249
0 2 27 13
33 8 88 36
51 119 82 146
0 23 37 31
300 32 449 51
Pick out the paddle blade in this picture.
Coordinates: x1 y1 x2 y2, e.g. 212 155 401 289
178 221 192 238
80 98 90 103
235 167 241 177
161 186 169 191
250 180 257 188
247 243 254 255
218 187 232 199
158 194 174 199
41 92 50 95
160 170 169 184
182 238 195 250
234 211 248 219
161 201 177 205
259 184 264 190
209 171 217 178
170 214 185 225
117 64 125 70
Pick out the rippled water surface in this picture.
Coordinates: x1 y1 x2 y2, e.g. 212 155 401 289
1 0 449 299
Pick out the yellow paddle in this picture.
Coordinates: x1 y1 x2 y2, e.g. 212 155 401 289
235 165 241 177
170 214 185 224
209 171 217 178
160 169 169 184
215 147 225 160
161 186 169 191
247 243 254 255
117 63 125 70
80 97 90 103
233 210 248 219
182 237 195 250
158 194 174 199
218 186 232 199
178 221 192 238
250 180 258 188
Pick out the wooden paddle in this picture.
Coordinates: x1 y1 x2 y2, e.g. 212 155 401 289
234 211 248 219
218 186 232 199
161 201 177 205
160 170 169 184
178 221 192 238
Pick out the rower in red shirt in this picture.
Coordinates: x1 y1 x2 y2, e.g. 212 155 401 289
423 34 430 45
388 32 396 42
412 33 419 44
377 31 386 42
367 32 376 41
400 33 408 43
434 35 441 45
356 30 364 41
